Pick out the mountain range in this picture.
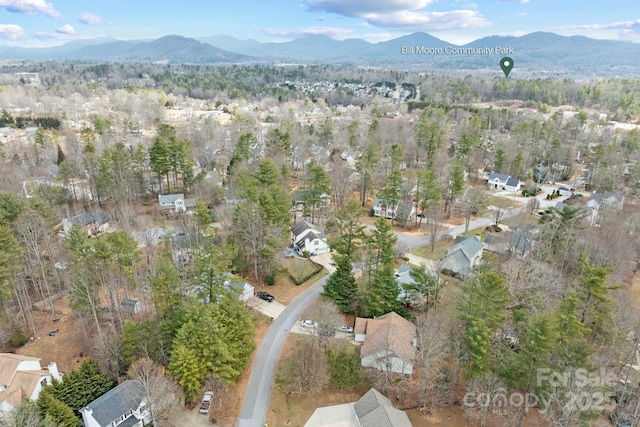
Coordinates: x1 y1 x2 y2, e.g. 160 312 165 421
1 32 639 76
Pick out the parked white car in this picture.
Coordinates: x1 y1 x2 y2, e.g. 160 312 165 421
199 391 213 414
301 320 318 328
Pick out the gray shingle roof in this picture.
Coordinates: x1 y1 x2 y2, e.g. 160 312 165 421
70 211 108 227
488 173 510 182
83 380 143 426
354 388 412 427
290 220 324 239
505 177 520 187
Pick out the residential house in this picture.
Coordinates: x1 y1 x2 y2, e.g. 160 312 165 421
505 177 522 192
61 211 109 236
439 235 484 279
290 221 330 256
0 354 62 413
186 273 255 304
158 194 197 213
356 312 417 376
487 173 510 190
80 379 151 427
373 198 416 221
395 263 439 306
585 191 625 226
292 189 331 212
304 388 412 427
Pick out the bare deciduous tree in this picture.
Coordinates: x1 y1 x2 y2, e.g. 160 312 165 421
127 357 181 427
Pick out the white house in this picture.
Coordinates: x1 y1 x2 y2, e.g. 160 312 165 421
504 177 522 192
487 173 510 190
356 312 417 376
290 221 330 256
0 354 61 413
373 198 416 221
81 380 151 427
158 194 197 213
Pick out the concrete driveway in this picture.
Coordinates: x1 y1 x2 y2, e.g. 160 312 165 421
247 296 286 319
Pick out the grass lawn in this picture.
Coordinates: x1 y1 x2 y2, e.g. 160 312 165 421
502 211 540 228
486 195 522 210
411 239 450 261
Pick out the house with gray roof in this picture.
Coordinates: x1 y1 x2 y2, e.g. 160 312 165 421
355 388 412 427
440 235 484 279
488 173 510 190
80 380 151 427
304 388 412 427
158 194 197 213
395 263 439 306
505 177 521 192
290 220 330 256
61 211 109 237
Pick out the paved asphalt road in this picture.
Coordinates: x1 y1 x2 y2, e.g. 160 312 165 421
236 275 328 427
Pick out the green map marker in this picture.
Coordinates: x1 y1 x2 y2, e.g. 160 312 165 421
500 57 514 78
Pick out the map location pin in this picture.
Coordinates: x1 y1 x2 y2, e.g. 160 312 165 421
500 57 514 78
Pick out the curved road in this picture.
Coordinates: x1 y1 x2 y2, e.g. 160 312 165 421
236 275 328 427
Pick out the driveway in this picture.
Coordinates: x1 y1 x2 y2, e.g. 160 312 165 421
247 296 286 319
168 401 217 427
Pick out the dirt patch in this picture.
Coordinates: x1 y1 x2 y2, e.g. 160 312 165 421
15 295 91 374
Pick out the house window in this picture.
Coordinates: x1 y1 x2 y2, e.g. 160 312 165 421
313 240 319 246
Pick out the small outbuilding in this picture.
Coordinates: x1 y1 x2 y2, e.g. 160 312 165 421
120 298 142 315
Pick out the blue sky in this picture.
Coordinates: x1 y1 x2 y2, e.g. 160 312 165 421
0 0 639 47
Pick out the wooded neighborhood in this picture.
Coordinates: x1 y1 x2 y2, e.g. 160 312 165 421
0 58 639 427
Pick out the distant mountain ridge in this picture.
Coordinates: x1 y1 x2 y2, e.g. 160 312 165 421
1 32 639 75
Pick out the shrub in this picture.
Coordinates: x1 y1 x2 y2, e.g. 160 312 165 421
10 330 28 347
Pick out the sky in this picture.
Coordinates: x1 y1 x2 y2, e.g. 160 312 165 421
0 0 639 47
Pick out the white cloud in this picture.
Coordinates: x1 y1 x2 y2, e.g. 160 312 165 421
263 26 355 39
304 0 489 32
78 12 106 25
305 0 435 17
56 24 74 35
0 24 25 40
364 9 490 31
555 19 640 41
0 0 59 18
494 0 529 3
